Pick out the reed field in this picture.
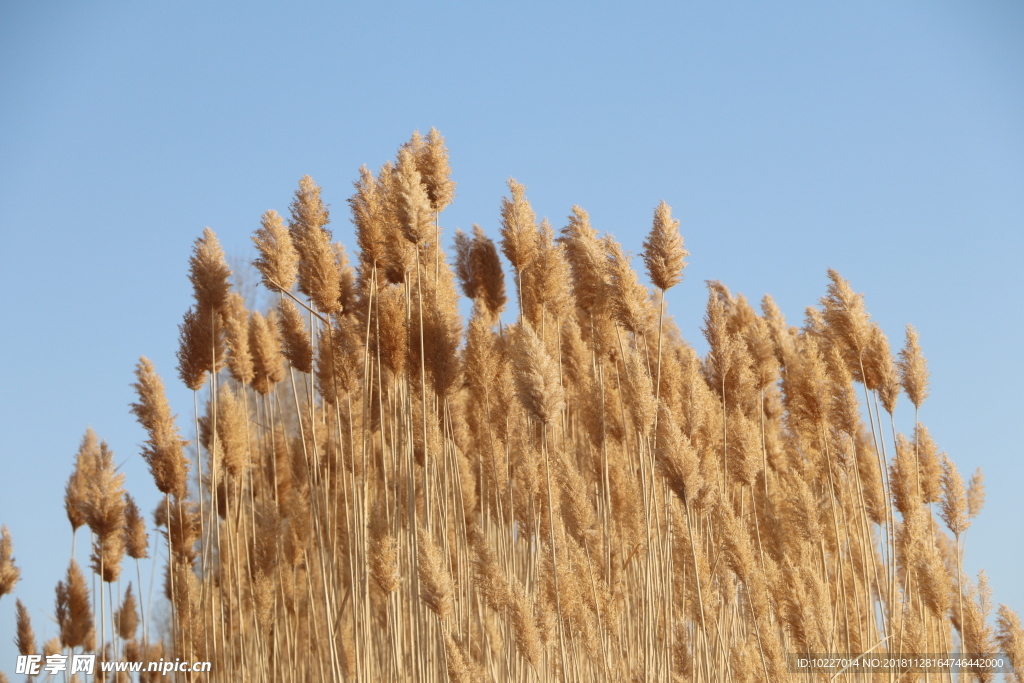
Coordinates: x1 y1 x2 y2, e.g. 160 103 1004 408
2 129 1023 683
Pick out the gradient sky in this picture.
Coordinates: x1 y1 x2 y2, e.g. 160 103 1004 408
1 0 1022 670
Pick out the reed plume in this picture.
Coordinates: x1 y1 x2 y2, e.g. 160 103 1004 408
642 200 687 292
249 309 285 395
115 584 140 641
898 324 929 409
14 599 35 656
188 227 232 313
131 358 190 499
252 209 299 294
222 291 254 385
277 297 313 374
123 494 148 560
288 175 341 313
418 127 456 213
65 430 99 536
0 527 18 601
396 146 433 246
511 323 564 425
56 559 94 650
349 165 386 272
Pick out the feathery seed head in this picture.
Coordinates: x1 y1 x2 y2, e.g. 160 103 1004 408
968 467 985 520
868 324 900 414
396 147 433 245
605 237 653 335
252 209 298 293
0 527 19 598
913 423 943 505
65 429 99 533
56 559 93 650
559 205 607 314
188 227 232 312
288 175 342 312
418 127 456 213
898 324 929 409
131 358 190 499
511 323 565 424
115 584 139 641
15 599 36 656
123 493 149 560
278 297 313 374
222 291 254 385
522 218 573 327
940 454 969 536
249 310 285 395
642 200 688 291
215 384 248 480
417 529 454 619
349 165 386 268
499 178 537 272
820 269 873 382
175 303 223 391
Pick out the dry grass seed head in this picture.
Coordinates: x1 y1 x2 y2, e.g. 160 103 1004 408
622 341 656 435
57 559 94 650
642 200 688 291
499 178 538 274
84 437 126 539
820 269 873 383
222 291 254 385
890 434 922 517
0 527 19 598
898 324 929 409
175 304 221 391
453 227 478 299
472 224 507 321
559 205 607 314
522 218 574 327
349 164 386 270
996 605 1024 681
655 403 702 505
940 454 969 537
868 324 900 414
604 236 653 336
967 467 985 520
65 429 99 533
115 583 140 640
316 316 364 404
375 283 408 377
131 359 190 499
15 599 36 655
188 227 232 312
417 528 454 619
289 175 342 313
826 344 860 437
278 297 313 374
123 493 149 559
333 241 356 315
913 422 942 505
252 209 299 293
376 161 416 284
396 146 433 245
249 309 286 395
745 316 780 391
511 322 565 425
760 294 797 369
417 127 456 213
215 384 248 480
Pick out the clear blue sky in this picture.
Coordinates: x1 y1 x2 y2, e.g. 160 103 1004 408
1 0 1022 669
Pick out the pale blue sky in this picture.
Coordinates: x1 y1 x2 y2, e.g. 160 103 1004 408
1 0 1022 669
